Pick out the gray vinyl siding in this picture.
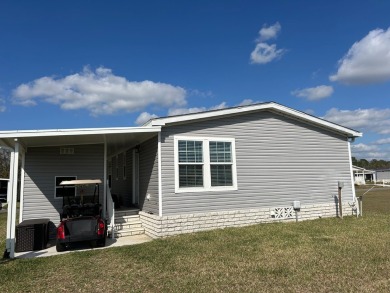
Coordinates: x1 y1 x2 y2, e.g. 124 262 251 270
138 136 159 214
376 170 390 181
110 150 133 207
23 144 104 223
160 111 353 215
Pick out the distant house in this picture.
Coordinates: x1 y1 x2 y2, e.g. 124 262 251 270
375 169 390 183
0 102 362 257
352 165 376 185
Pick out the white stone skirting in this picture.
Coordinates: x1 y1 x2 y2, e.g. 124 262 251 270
139 201 356 238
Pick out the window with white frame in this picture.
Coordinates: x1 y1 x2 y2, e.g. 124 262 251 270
175 137 237 193
209 141 233 186
55 176 77 198
178 140 204 187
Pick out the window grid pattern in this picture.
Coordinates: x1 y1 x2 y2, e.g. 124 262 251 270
209 141 233 186
178 140 204 187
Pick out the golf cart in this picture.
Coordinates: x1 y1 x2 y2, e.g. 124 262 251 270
56 179 107 252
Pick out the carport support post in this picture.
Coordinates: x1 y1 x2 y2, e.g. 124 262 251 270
103 138 107 219
5 139 19 258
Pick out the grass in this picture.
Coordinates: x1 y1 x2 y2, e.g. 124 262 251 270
0 188 389 293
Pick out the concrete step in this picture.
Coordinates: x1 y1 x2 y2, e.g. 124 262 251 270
109 213 145 238
114 214 141 224
113 227 145 238
114 222 143 230
115 209 139 217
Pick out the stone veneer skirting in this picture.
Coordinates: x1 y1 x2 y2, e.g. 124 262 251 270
139 201 356 238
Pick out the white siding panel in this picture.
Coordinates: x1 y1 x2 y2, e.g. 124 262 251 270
160 111 353 215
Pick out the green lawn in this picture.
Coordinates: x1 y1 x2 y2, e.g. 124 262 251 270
0 188 389 293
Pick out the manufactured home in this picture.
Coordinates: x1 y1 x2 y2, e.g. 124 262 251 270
1 102 362 257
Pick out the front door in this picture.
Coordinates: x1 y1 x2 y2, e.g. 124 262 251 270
132 149 139 206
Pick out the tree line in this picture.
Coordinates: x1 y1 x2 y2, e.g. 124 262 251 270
352 157 390 170
0 148 10 178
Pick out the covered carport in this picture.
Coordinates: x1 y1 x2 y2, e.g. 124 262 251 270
0 126 161 258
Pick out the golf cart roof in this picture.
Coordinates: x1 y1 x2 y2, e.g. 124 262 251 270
60 179 102 186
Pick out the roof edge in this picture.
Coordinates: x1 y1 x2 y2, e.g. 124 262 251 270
146 102 362 138
0 126 161 139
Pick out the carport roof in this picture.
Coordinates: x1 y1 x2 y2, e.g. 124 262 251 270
0 126 161 155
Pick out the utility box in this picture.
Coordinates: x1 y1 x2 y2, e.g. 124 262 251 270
338 181 344 188
15 219 50 252
293 201 301 211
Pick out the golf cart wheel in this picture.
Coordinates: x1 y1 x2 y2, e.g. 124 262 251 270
56 242 67 252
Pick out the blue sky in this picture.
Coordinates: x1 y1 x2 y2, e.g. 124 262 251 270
1 1 390 159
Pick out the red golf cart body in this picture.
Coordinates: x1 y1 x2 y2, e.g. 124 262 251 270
56 179 107 252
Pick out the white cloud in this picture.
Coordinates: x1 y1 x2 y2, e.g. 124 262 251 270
304 109 315 115
323 107 390 134
350 142 388 160
330 27 390 84
257 22 281 42
324 107 390 160
168 102 227 116
188 89 214 98
0 99 5 112
12 66 187 116
351 143 379 152
375 138 390 145
291 85 334 101
250 43 285 64
250 22 285 65
135 112 158 125
237 99 258 106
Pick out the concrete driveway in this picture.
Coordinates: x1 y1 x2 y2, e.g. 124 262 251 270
15 234 153 259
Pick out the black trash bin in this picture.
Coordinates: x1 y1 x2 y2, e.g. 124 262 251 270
15 219 50 252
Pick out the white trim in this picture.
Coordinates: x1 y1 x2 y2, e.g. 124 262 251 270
158 132 162 216
174 136 238 193
103 139 107 219
6 147 15 257
0 126 161 138
147 102 362 138
132 149 136 205
7 140 19 258
19 151 25 223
